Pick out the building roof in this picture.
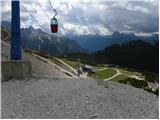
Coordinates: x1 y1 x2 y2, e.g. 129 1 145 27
84 65 93 70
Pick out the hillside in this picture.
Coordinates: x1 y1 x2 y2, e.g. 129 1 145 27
1 26 10 42
1 27 75 78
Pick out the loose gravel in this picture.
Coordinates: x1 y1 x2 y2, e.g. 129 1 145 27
1 78 158 119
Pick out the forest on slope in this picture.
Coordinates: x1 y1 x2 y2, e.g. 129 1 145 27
65 40 159 73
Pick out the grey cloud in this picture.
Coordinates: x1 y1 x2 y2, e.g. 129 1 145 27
1 0 159 36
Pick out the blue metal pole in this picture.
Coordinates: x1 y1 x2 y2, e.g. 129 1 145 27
11 0 21 60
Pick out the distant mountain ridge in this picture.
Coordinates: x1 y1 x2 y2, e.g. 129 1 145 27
71 31 158 52
1 21 87 56
2 20 158 53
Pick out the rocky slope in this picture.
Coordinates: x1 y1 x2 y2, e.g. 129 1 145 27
1 78 158 119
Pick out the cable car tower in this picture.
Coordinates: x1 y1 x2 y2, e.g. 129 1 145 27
11 0 21 60
2 0 32 79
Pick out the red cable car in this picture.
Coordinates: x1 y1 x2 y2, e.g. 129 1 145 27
50 9 58 33
50 17 58 33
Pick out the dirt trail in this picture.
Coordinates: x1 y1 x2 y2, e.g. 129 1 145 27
101 68 145 81
104 68 120 81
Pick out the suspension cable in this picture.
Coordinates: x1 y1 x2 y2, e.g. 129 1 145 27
20 3 45 31
48 0 56 12
35 0 50 20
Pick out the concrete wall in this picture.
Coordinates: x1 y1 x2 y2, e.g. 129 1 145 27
1 60 32 80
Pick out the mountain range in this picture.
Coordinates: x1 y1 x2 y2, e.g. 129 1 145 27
2 21 158 54
70 32 158 52
1 21 87 56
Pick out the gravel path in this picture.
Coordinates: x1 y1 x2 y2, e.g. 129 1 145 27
2 78 158 119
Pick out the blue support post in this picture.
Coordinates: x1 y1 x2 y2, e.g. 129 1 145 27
11 0 21 60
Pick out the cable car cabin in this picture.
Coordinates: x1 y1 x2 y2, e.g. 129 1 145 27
50 18 58 33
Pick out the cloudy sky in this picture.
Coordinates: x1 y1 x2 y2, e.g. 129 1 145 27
1 0 159 36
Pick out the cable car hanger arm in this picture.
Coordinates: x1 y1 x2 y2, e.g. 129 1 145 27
52 9 57 19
